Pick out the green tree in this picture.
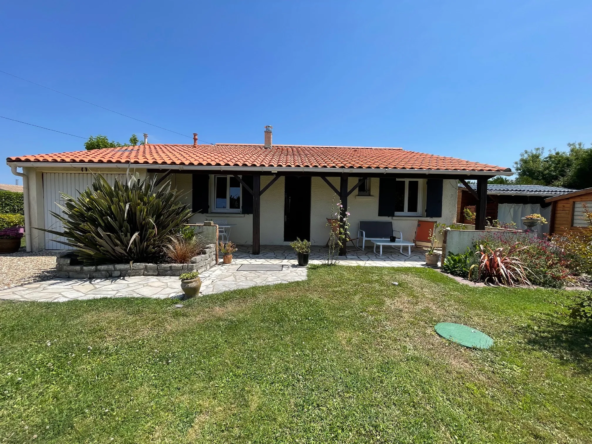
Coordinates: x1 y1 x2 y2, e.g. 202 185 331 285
488 176 514 184
85 134 143 150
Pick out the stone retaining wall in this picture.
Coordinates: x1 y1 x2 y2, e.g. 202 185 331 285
55 244 217 279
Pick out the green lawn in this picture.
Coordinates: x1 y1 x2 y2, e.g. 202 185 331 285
1 267 591 443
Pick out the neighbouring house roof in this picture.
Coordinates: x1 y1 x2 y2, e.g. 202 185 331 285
0 184 23 193
6 144 511 174
458 183 577 196
545 187 592 203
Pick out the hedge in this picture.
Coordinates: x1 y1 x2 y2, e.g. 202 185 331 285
0 190 24 214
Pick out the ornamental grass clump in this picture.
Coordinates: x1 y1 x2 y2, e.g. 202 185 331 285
43 173 192 264
469 244 530 286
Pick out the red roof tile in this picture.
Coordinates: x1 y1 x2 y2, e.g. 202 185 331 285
6 144 510 173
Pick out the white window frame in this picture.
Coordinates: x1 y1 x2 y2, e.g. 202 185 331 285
394 179 424 217
357 178 372 196
212 175 242 213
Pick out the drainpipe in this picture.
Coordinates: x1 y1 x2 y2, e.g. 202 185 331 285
10 164 32 252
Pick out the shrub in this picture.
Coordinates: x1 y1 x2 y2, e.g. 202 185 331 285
0 191 24 214
550 229 592 276
477 232 572 288
42 174 192 264
164 235 205 264
219 242 237 255
179 271 199 280
442 249 476 279
0 214 25 230
290 238 311 254
469 245 530 286
570 292 592 322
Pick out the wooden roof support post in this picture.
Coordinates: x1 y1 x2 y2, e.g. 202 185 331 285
475 177 488 230
252 174 261 255
339 174 349 256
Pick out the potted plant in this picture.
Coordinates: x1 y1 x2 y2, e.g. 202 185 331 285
219 242 237 264
425 229 440 267
179 271 201 299
0 214 25 254
522 213 547 231
290 237 311 266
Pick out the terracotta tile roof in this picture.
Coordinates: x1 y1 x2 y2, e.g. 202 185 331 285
6 144 510 173
0 184 23 193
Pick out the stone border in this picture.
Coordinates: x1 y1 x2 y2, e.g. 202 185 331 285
55 244 217 279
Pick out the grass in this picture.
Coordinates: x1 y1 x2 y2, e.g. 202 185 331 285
0 266 591 443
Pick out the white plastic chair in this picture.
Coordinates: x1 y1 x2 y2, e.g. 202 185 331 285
211 219 230 243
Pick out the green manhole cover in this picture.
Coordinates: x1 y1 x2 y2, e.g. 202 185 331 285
435 323 493 349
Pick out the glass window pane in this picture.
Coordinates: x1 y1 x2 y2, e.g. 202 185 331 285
394 181 405 212
407 181 419 213
358 178 370 195
229 177 241 209
216 176 227 209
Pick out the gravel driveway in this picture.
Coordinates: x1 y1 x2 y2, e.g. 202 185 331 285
0 250 60 289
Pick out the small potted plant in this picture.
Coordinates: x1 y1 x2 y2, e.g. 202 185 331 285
219 242 237 264
522 213 547 231
290 237 311 266
0 214 25 254
425 229 440 267
179 271 201 299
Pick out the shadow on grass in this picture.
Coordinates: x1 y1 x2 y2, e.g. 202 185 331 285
520 313 592 373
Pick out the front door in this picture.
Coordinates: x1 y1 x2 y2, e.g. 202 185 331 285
284 176 311 242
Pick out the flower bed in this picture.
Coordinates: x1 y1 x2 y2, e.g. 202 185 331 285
55 244 216 279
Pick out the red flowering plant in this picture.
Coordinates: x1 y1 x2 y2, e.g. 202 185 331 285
469 244 530 286
476 232 574 288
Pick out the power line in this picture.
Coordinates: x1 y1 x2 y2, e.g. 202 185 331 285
0 115 86 139
0 69 195 140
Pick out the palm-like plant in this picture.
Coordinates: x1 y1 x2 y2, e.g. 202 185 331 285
469 244 530 286
43 173 192 264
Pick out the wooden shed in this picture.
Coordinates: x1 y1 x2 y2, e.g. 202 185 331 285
546 188 592 235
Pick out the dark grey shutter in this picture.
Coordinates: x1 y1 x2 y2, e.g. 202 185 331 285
241 175 254 214
192 174 209 213
425 179 443 217
378 177 397 216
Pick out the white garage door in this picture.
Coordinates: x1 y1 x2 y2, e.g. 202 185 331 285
43 173 126 250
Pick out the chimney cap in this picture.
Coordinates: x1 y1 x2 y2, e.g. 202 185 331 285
193 133 198 147
265 125 273 132
143 133 148 144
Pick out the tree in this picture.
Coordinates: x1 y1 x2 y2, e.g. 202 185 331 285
514 143 592 188
488 176 514 184
84 134 143 150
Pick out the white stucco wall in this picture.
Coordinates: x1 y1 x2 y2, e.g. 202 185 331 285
22 168 458 250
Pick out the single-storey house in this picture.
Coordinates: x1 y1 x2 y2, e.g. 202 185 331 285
457 184 576 235
7 128 511 254
545 188 592 235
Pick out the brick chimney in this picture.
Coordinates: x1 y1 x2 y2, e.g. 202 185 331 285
264 126 273 149
193 133 198 147
143 133 148 144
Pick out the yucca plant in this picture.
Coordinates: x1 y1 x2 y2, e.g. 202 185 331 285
42 173 192 264
469 244 530 286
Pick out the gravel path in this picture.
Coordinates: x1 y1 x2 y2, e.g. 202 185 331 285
0 250 60 289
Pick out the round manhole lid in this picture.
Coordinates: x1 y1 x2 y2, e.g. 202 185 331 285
435 323 493 349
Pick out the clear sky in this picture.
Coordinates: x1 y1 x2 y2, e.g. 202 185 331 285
1 0 591 184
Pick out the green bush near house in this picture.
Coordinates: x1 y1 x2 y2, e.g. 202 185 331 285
442 249 476 279
0 190 24 214
42 173 192 264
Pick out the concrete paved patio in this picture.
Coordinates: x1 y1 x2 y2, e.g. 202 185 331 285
0 245 432 302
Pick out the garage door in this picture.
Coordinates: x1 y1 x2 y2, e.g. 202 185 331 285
43 173 126 250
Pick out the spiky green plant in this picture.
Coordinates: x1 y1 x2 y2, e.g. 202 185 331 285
42 173 192 264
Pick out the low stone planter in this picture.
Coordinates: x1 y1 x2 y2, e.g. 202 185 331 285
55 244 217 279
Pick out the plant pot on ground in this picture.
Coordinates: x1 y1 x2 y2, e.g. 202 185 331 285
290 237 311 266
0 214 25 254
219 242 237 265
425 228 441 267
179 272 201 299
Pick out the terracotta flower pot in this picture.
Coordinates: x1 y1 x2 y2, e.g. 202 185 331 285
297 252 309 266
0 238 21 254
223 254 233 264
180 277 202 299
425 253 440 267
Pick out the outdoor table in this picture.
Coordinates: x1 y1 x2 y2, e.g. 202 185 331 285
371 239 414 257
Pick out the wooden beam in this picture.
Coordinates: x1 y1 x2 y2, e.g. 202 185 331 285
475 177 487 230
458 179 478 199
320 176 340 196
233 174 253 195
260 174 281 196
347 177 366 197
339 175 349 256
252 175 261 255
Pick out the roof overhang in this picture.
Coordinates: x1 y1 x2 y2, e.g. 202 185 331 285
7 161 512 177
545 187 592 203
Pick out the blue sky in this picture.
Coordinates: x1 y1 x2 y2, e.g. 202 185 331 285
1 0 591 184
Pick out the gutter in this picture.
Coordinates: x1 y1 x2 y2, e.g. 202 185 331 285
6 162 513 176
9 164 31 252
